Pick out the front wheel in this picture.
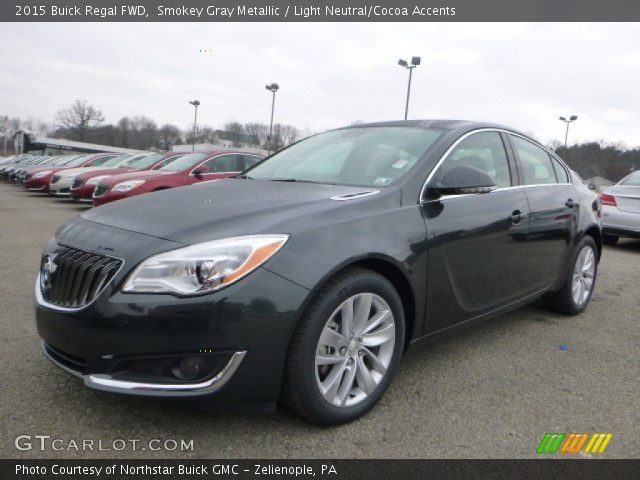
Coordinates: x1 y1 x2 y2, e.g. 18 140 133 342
543 236 598 315
283 268 405 425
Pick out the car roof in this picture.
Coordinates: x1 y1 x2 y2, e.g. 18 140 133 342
343 119 525 134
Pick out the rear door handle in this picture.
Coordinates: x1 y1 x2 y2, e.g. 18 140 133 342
511 210 523 224
565 198 578 208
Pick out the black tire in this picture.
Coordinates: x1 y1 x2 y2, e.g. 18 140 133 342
603 234 619 246
282 267 405 425
543 236 598 315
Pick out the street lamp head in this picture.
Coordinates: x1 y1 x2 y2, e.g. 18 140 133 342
398 59 408 67
559 116 566 121
189 100 200 107
570 115 578 121
411 56 421 66
266 83 279 92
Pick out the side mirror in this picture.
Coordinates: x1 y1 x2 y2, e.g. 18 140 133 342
587 183 596 191
192 165 211 176
426 165 497 198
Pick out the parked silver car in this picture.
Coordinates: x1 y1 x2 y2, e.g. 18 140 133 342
601 170 640 244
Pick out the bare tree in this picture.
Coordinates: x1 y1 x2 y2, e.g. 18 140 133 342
158 124 182 151
55 100 104 141
223 120 245 147
244 122 269 148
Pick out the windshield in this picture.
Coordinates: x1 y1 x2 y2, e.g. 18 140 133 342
159 152 208 172
246 127 443 187
620 171 640 186
87 154 133 167
66 155 92 166
125 153 165 169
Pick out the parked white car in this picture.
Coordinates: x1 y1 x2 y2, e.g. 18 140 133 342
601 170 640 244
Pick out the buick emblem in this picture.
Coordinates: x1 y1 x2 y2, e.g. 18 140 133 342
40 256 55 292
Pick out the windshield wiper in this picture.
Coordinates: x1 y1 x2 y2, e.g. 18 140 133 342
269 178 319 184
235 174 254 179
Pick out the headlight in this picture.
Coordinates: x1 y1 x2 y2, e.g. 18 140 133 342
87 175 109 186
123 235 289 295
112 180 145 192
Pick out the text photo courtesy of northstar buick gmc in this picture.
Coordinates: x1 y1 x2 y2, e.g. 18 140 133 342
36 120 602 424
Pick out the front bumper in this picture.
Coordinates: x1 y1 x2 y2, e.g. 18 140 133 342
71 183 96 201
36 260 309 403
602 205 640 237
24 177 51 192
50 178 73 196
93 190 129 206
42 341 247 396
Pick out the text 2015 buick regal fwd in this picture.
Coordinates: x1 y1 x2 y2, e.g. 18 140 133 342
36 120 602 424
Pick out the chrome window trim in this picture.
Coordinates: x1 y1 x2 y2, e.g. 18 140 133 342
42 340 247 397
419 128 573 203
35 248 125 313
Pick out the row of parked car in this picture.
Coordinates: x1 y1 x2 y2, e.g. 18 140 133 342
0 150 264 206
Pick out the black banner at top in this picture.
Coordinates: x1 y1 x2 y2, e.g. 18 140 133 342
3 0 640 22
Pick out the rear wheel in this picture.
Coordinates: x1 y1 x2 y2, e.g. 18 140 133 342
543 236 598 315
603 234 619 246
283 268 405 425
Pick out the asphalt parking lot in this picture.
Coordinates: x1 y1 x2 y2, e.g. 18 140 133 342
1 181 638 459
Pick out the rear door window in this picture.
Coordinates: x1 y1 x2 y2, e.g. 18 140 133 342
202 154 240 173
510 135 557 185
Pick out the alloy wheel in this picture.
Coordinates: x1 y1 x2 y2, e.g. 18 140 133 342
572 245 596 307
314 293 396 407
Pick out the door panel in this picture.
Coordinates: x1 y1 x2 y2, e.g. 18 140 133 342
423 189 530 333
522 185 578 290
507 134 578 290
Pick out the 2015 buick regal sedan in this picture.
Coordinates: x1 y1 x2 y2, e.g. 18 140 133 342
36 120 602 424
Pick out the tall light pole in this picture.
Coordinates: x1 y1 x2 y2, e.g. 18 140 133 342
559 115 578 148
265 83 279 155
189 100 200 152
398 56 421 120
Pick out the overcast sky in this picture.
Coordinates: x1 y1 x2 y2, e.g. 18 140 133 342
1 22 639 146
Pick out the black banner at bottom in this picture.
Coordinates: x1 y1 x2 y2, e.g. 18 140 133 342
2 459 638 480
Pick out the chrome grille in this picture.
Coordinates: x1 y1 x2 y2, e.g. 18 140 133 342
41 246 122 308
93 183 110 197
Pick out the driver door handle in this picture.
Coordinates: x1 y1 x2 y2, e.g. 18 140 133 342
511 210 523 224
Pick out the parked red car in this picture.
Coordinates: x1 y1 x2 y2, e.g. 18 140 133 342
93 151 263 206
23 153 121 193
70 152 184 202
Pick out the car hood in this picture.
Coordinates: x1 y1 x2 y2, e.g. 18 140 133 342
605 185 640 198
101 169 179 185
76 167 135 180
81 178 400 244
58 166 122 177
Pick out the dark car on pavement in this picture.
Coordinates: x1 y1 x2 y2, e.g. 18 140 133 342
36 121 602 424
92 150 263 206
70 152 184 202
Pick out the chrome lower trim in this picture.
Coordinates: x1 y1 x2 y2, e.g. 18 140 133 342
41 341 83 379
41 340 247 397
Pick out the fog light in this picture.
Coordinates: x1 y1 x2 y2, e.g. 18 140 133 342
172 357 202 381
